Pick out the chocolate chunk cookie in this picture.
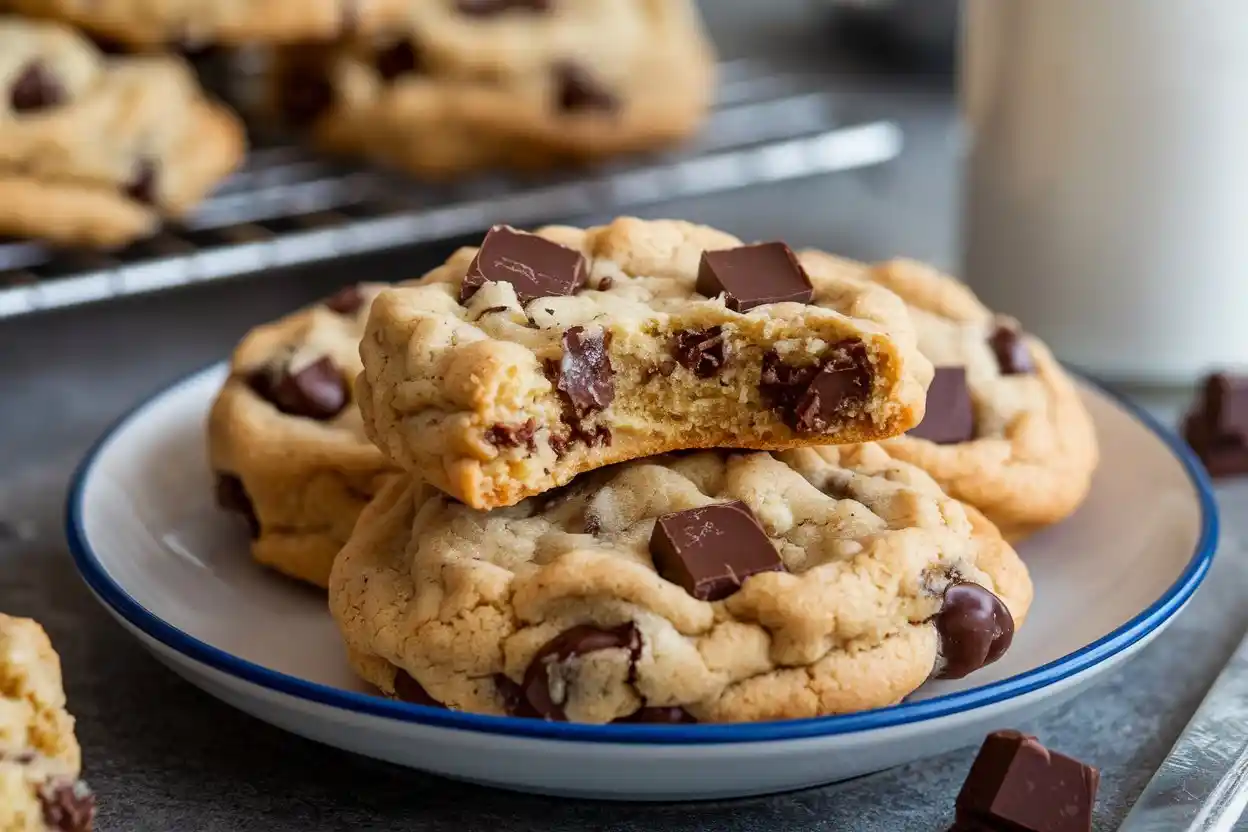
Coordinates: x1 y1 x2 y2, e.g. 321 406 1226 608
0 17 245 247
356 218 934 510
207 283 397 588
269 0 715 178
799 253 1099 539
330 444 1032 723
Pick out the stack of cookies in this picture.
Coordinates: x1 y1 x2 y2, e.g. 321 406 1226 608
210 216 1100 725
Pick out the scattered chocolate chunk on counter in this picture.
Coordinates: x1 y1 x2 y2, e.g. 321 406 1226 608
952 730 1098 832
461 225 588 305
696 242 814 312
909 367 976 444
650 501 786 601
1183 372 1248 477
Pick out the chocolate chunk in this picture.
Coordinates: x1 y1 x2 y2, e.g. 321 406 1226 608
38 780 96 832
695 242 814 312
393 669 445 709
460 225 588 305
934 581 1014 679
760 340 872 433
650 501 785 602
909 366 976 444
955 730 1099 832
672 327 729 379
551 326 614 419
375 41 420 81
248 356 348 421
485 419 537 452
457 0 550 14
214 474 259 539
597 275 614 292
614 706 697 725
494 673 538 717
1183 373 1248 478
988 324 1034 375
279 63 334 126
124 159 157 205
323 284 365 315
521 623 641 720
11 61 64 112
554 62 618 113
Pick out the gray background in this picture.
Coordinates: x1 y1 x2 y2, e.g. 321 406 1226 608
2 1 1245 829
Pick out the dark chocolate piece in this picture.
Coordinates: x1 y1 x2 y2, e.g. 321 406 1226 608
521 623 641 720
554 62 618 113
954 730 1099 832
551 326 614 419
934 581 1014 679
988 324 1034 375
375 41 420 81
124 159 157 205
649 501 785 602
597 275 614 292
38 780 96 832
671 327 729 379
909 366 976 444
485 419 537 452
460 225 587 305
11 61 64 112
214 474 259 539
248 356 348 421
457 0 550 14
614 706 697 725
759 340 872 433
323 284 365 315
393 669 446 709
695 242 814 312
494 673 538 717
1183 373 1248 478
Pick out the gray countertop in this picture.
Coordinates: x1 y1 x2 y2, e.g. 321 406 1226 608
3 3 1245 830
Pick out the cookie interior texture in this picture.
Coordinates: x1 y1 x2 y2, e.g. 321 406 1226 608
357 219 933 510
329 444 1032 725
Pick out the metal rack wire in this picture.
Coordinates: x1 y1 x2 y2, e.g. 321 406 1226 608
0 59 902 320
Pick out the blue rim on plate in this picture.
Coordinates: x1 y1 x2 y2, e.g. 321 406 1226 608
65 364 1219 745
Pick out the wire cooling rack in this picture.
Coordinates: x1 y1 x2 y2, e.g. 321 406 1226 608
0 59 902 320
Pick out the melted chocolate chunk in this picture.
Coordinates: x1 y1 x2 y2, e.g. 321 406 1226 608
934 581 1014 679
908 366 975 444
11 61 64 112
460 225 587 305
375 40 421 81
614 706 697 725
695 242 814 312
554 62 618 113
393 669 445 708
457 0 550 14
485 419 538 452
38 780 96 832
650 501 785 602
1184 372 1248 477
214 473 259 538
551 326 614 420
955 730 1099 832
248 356 348 421
597 275 614 292
672 327 729 379
988 323 1034 375
521 623 641 720
124 159 157 205
760 340 872 433
323 283 365 315
494 673 536 717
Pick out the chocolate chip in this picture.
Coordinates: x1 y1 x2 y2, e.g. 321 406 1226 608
695 242 814 312
248 356 348 421
393 669 445 708
323 284 365 315
521 623 641 720
548 434 570 458
760 340 872 433
934 581 1014 679
485 419 537 452
988 323 1034 375
279 63 334 126
908 366 975 444
614 706 697 725
550 326 614 420
672 327 729 379
597 275 614 292
11 61 64 112
214 474 259 539
1184 373 1248 477
124 159 157 205
554 62 618 113
650 501 785 602
375 41 420 81
38 780 95 832
955 730 1099 832
457 0 551 14
460 226 588 305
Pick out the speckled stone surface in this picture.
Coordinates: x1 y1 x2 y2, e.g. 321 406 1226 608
1 3 1245 830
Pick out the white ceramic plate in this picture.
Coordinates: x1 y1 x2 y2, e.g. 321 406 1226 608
66 364 1217 801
